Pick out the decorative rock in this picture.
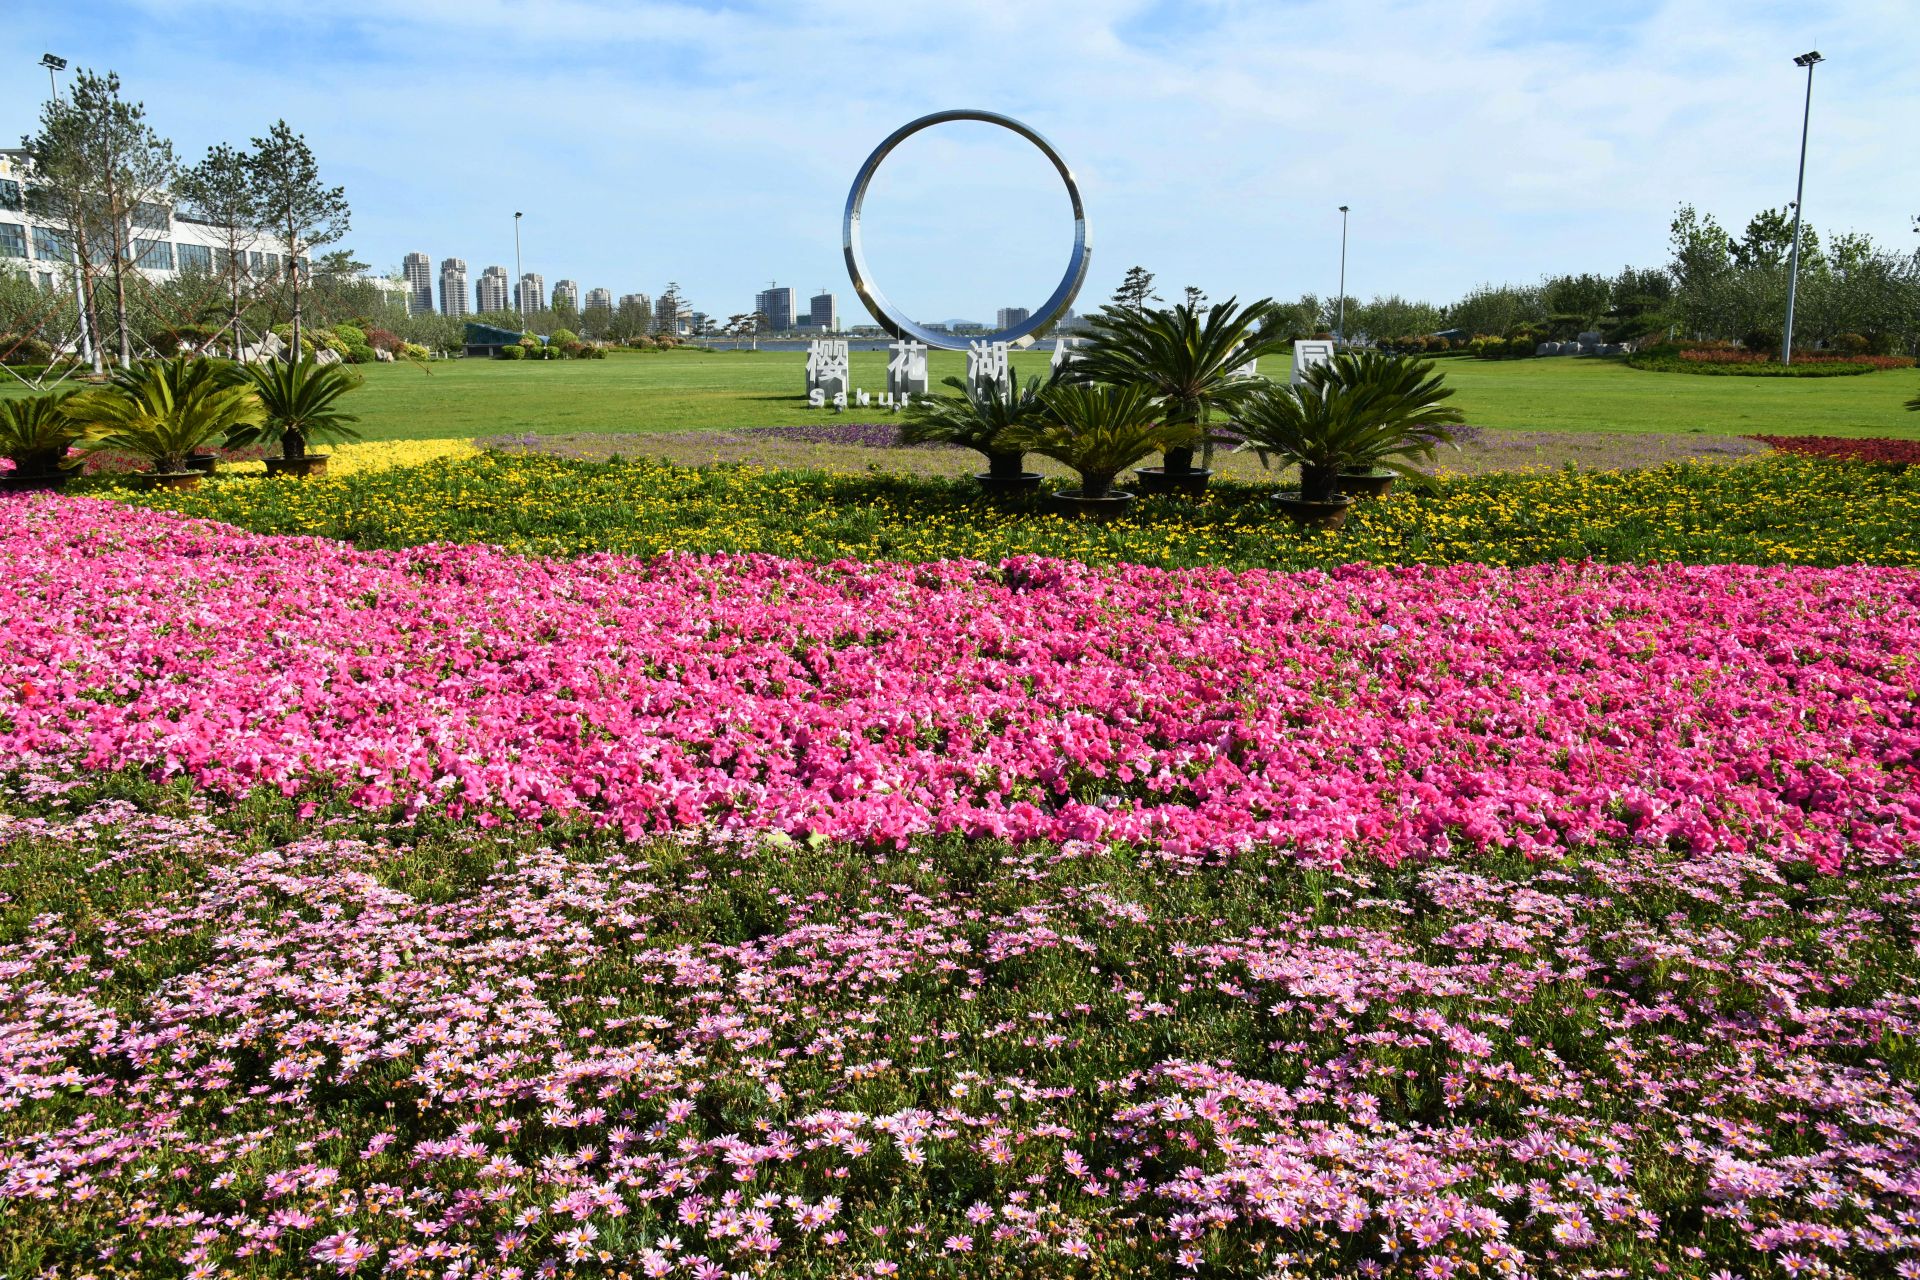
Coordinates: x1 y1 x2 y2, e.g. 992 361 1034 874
314 348 343 367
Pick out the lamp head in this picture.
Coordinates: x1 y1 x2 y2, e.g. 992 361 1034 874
40 53 67 71
1793 51 1823 67
1338 204 1349 213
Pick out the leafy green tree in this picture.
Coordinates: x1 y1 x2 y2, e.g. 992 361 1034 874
174 142 262 358
24 69 176 369
1110 266 1160 309
247 120 349 363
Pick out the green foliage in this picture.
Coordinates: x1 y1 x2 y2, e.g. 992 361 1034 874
1011 382 1177 499
70 357 264 473
901 373 1051 472
548 328 579 347
347 343 377 365
1235 351 1464 500
499 343 525 361
332 323 367 348
0 390 83 474
231 357 363 459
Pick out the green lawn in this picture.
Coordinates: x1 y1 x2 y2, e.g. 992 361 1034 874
9 347 1918 440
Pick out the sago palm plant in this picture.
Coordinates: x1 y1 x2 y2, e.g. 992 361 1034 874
72 357 266 475
232 359 364 459
900 373 1049 483
0 389 84 479
1075 297 1285 476
1234 351 1464 502
1012 382 1175 500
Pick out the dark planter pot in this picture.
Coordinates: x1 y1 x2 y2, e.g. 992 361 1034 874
1049 489 1137 522
265 455 330 478
1338 468 1396 498
973 471 1044 495
1 471 70 493
1272 491 1353 530
141 471 203 492
185 453 219 474
1134 466 1214 496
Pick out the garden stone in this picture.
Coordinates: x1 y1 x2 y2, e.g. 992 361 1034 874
314 348 343 367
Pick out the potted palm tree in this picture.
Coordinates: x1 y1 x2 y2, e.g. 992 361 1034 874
900 373 1047 494
232 359 364 477
1075 297 1285 496
1011 382 1177 520
0 390 83 492
71 357 266 491
1235 351 1463 530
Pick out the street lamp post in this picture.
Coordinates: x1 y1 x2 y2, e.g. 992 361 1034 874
40 53 66 99
1336 205 1350 345
37 53 94 372
513 212 524 318
1781 51 1823 366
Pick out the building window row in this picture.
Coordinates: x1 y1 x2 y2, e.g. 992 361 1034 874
0 222 26 259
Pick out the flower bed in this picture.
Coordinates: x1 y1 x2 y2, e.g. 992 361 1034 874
3 498 1916 870
101 449 1920 570
1752 433 1920 465
1 774 1917 1277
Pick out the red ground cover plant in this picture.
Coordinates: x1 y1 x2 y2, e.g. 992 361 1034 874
1751 434 1920 465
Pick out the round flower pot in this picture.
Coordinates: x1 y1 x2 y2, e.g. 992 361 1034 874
1048 489 1137 522
265 455 330 478
1 471 69 493
185 453 219 474
973 471 1044 495
1338 468 1396 498
1272 491 1353 530
1134 466 1213 496
141 471 202 492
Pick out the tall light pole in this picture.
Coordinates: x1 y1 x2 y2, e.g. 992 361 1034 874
40 52 66 99
1781 51 1822 365
513 211 524 318
1336 205 1350 345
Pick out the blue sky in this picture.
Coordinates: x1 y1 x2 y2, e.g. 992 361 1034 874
5 0 1916 323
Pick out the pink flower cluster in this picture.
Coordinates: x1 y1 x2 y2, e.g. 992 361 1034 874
3 496 1917 870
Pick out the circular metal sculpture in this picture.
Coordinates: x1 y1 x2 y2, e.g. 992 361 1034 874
843 109 1090 351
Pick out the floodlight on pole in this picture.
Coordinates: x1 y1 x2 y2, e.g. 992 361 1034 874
1336 205 1350 346
40 53 66 99
1781 51 1822 365
513 212 524 318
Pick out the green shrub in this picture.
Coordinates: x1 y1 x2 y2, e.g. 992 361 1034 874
1828 332 1870 356
498 344 525 361
1 334 54 365
347 343 377 365
332 323 368 349
548 328 579 347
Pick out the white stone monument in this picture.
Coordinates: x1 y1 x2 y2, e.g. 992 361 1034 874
967 339 1012 397
805 338 850 401
1049 337 1079 378
886 339 929 400
1291 339 1336 386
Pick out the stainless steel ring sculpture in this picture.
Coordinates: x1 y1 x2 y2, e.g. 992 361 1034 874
843 109 1090 351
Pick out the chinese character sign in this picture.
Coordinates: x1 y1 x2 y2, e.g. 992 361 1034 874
805 339 850 397
967 340 1011 394
1049 337 1079 377
886 340 929 398
1291 340 1335 386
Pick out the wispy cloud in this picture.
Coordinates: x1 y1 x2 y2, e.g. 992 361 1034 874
6 0 1915 319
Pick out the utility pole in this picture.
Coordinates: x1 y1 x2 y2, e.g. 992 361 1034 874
1336 205 1350 345
1781 52 1823 365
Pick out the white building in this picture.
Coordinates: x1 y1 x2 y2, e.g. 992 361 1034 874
552 278 579 312
514 272 545 315
402 251 433 314
476 265 511 313
0 149 405 310
439 258 469 316
996 306 1031 330
584 286 611 312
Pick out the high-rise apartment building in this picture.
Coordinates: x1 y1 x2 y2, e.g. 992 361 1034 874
654 290 685 336
808 291 838 332
515 272 546 315
584 287 612 312
438 258 469 317
754 284 796 332
552 279 579 312
996 306 1032 330
402 252 434 315
476 265 511 313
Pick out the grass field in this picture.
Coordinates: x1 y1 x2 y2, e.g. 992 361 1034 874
11 347 1914 441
